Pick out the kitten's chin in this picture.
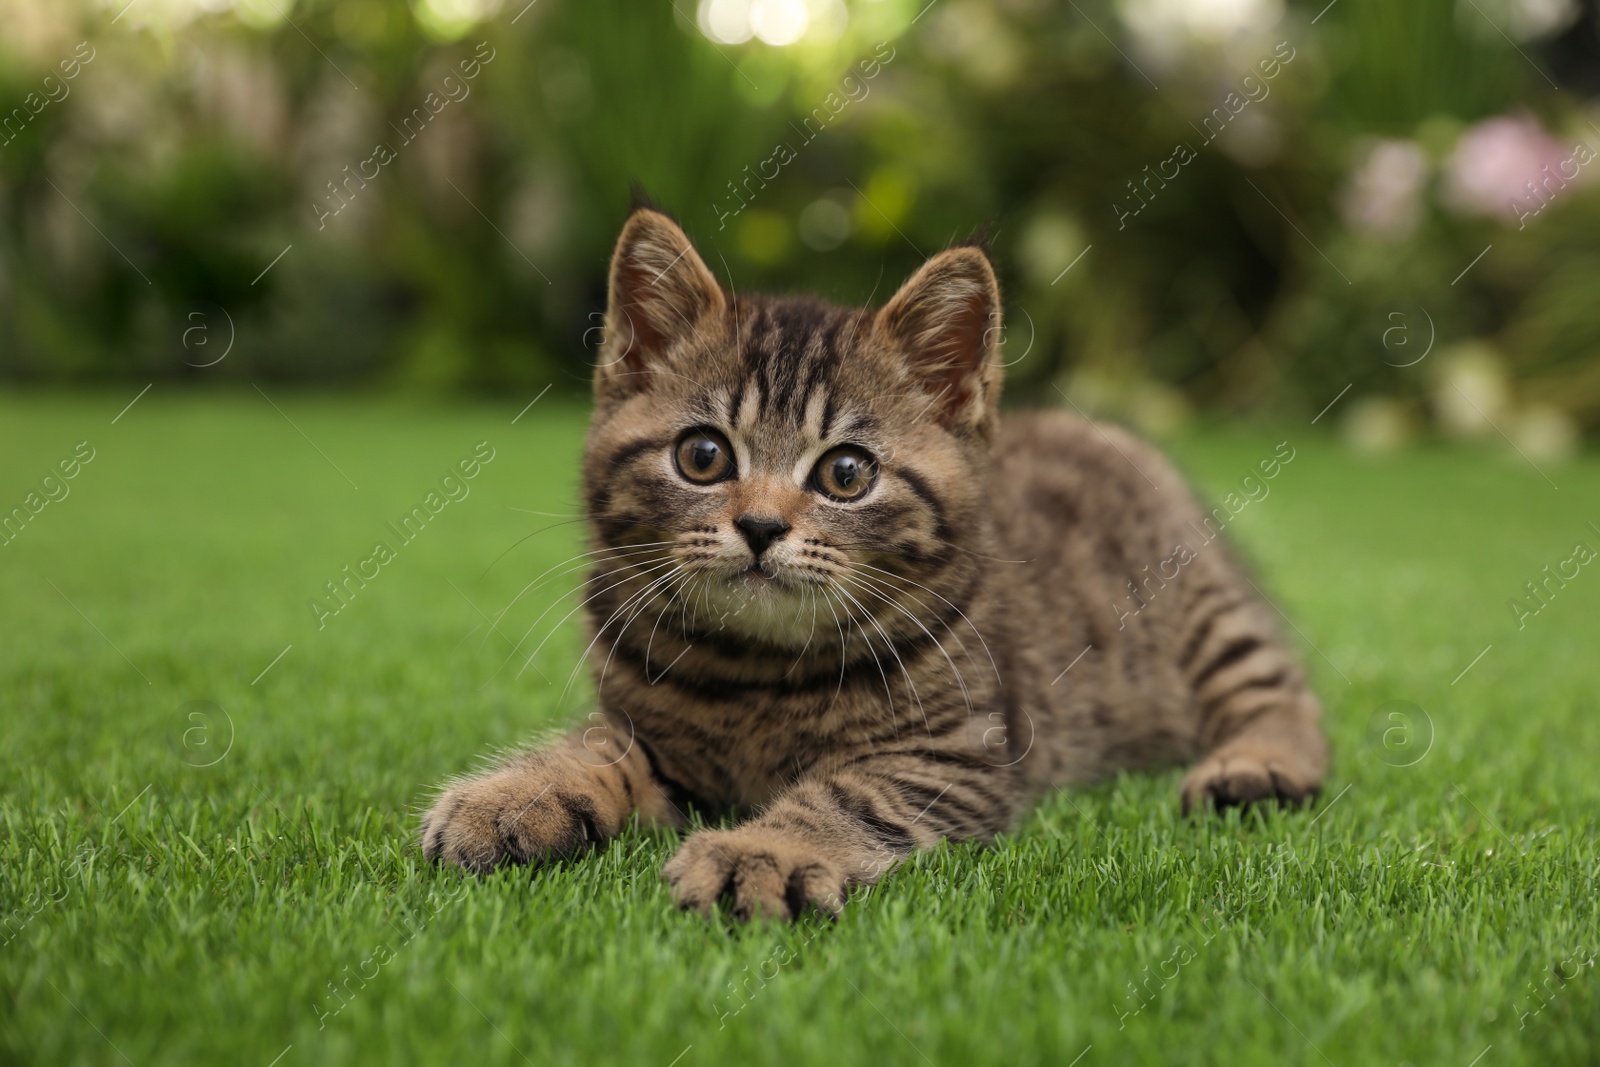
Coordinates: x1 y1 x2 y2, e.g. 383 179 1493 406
694 568 825 649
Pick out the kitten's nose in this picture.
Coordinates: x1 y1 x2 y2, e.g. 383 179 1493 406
734 515 790 557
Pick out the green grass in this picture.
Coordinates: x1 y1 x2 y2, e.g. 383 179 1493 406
2 392 1598 1067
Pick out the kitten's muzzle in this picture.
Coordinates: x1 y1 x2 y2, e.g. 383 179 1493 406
734 514 790 558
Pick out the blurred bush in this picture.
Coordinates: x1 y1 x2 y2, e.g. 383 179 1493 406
0 0 1597 447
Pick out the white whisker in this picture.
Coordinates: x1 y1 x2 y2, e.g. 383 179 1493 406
845 559 1002 686
832 581 932 738
575 563 694 700
839 570 973 720
506 556 680 682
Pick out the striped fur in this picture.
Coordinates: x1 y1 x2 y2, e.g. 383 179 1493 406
420 209 1328 919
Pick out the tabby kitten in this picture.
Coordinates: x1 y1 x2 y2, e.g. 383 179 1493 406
421 207 1328 920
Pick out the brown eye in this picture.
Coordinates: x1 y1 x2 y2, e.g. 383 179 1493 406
674 429 734 484
813 446 876 501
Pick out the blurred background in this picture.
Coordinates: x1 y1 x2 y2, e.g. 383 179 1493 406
2 0 1598 456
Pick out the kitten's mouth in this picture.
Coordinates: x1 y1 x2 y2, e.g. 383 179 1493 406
692 562 818 646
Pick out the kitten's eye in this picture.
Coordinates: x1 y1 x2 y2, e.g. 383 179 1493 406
674 429 735 484
813 446 876 502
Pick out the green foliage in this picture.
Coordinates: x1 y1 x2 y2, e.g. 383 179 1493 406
0 0 1597 435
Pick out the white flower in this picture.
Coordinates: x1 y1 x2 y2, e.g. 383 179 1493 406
1432 342 1511 439
1339 139 1429 240
1457 0 1580 43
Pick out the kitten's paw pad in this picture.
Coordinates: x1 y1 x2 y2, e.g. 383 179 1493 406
421 768 611 874
662 830 845 922
1181 752 1320 815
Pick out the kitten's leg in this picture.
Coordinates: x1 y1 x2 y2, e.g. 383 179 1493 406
1177 596 1329 813
663 751 1016 921
421 724 680 873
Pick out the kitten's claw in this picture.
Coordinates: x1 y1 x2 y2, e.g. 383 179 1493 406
663 828 846 922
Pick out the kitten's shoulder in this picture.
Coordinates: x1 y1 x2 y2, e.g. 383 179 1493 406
988 408 1194 531
993 408 1169 479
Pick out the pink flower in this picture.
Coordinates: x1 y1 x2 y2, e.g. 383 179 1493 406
1444 114 1571 220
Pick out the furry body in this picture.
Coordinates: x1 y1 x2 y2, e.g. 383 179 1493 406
421 209 1328 920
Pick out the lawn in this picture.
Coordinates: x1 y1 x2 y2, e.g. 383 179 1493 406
2 391 1597 1067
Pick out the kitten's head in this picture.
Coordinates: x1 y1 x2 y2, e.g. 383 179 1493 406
582 208 1003 652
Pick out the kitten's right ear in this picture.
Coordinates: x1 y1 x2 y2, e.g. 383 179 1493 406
598 209 725 397
875 245 1003 434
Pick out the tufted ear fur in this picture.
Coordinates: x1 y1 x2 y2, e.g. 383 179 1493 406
598 208 725 398
875 246 1003 434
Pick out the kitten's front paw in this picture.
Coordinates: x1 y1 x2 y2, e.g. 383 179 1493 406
421 763 614 874
1180 747 1321 814
663 828 846 922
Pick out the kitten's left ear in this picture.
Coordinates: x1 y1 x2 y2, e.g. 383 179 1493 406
875 246 1003 434
598 208 725 399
